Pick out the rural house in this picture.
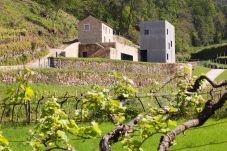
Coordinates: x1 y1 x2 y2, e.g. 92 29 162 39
78 15 114 44
70 16 139 61
140 20 176 63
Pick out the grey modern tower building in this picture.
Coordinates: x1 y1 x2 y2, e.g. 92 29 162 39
140 20 175 63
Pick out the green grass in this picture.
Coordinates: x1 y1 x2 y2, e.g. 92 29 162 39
0 0 78 47
58 57 159 65
192 66 210 77
201 61 227 69
0 49 48 66
1 118 227 151
216 70 227 82
0 83 92 100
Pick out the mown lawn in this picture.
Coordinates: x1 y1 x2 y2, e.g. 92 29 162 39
216 70 227 82
1 118 227 151
192 66 210 77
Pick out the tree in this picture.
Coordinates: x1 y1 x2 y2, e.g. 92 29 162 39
100 72 227 151
1 69 227 151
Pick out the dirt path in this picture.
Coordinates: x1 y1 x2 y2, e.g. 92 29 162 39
0 48 63 71
27 48 62 68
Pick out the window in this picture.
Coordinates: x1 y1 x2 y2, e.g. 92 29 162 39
171 41 173 47
167 53 169 60
144 30 149 35
105 27 107 34
167 29 168 35
168 42 171 49
82 52 88 58
84 24 90 31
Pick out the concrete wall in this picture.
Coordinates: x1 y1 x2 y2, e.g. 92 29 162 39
140 20 175 63
78 16 113 44
165 21 175 63
110 42 139 61
61 42 79 57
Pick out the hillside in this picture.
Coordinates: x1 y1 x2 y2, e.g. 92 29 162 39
2 0 227 64
0 0 78 65
43 0 227 61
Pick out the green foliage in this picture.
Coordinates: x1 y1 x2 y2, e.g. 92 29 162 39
0 131 11 151
29 73 140 150
113 73 138 100
29 97 77 151
0 0 77 47
191 43 227 60
2 68 35 124
59 0 227 53
3 68 34 104
77 86 126 124
119 67 207 151
0 39 47 65
0 67 225 151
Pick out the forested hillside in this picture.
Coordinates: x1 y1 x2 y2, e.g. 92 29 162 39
34 0 227 55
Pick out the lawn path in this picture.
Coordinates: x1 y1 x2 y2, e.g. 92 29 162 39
205 69 225 81
203 69 225 87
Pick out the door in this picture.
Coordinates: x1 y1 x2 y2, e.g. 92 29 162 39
140 50 147 62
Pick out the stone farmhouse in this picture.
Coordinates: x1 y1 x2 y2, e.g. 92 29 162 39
78 15 114 43
61 16 139 61
140 20 176 63
60 16 175 63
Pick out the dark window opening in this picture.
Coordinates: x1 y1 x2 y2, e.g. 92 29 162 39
84 24 90 31
171 41 173 47
82 52 88 58
167 53 169 60
121 53 133 61
140 50 147 62
144 30 149 35
167 29 168 35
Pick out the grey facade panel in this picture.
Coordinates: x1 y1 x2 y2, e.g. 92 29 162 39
140 20 175 63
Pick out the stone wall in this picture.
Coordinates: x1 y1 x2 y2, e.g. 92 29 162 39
0 66 190 87
0 58 191 87
49 58 190 75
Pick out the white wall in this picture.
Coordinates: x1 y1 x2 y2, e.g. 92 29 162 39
102 23 113 43
109 42 139 61
165 21 175 63
61 42 79 57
